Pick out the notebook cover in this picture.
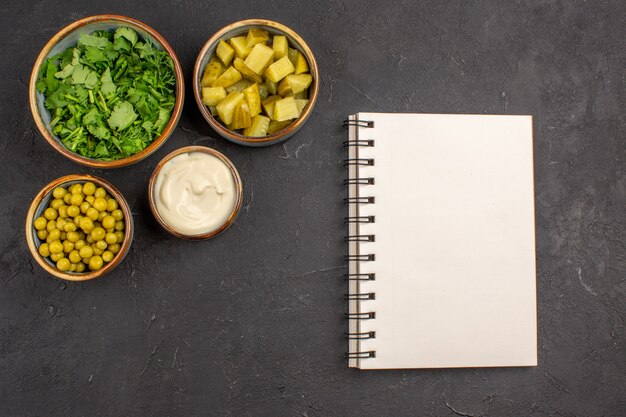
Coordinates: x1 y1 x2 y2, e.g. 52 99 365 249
347 113 537 369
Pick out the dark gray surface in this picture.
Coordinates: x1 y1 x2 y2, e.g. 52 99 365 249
1 1 624 416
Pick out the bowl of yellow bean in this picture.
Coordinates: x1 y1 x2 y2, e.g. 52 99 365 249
25 174 133 281
193 19 319 146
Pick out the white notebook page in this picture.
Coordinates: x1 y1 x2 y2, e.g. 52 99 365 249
351 113 537 369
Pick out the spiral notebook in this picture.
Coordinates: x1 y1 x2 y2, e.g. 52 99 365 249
344 113 537 369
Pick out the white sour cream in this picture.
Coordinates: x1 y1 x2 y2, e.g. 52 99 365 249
153 151 238 236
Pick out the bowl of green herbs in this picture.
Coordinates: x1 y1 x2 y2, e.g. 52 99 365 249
29 15 184 168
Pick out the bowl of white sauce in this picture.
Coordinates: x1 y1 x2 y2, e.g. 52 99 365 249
148 146 243 239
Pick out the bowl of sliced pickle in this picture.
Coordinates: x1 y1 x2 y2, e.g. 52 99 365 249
193 19 319 146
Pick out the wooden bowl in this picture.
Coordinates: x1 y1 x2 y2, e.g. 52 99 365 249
25 175 134 281
29 15 185 168
193 19 319 147
148 146 243 239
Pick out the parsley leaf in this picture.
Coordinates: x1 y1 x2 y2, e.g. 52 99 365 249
55 64 74 79
108 101 137 131
70 64 90 84
78 33 111 49
100 68 116 96
114 27 138 46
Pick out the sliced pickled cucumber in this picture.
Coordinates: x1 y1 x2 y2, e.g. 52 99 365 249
265 78 277 95
295 99 308 115
231 100 252 130
201 60 224 87
246 28 270 48
277 77 292 96
229 36 251 59
278 74 312 95
244 43 275 75
243 83 261 117
272 35 288 59
202 86 227 106
294 51 309 74
264 56 295 83
261 95 281 119
233 58 262 83
258 83 269 98
293 89 308 99
273 96 300 121
267 119 293 134
216 91 244 125
216 40 235 66
225 79 253 93
243 115 270 137
288 48 298 66
212 66 242 88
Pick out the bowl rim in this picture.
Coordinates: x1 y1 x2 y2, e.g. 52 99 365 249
29 14 185 169
148 145 244 240
25 174 134 281
192 18 319 145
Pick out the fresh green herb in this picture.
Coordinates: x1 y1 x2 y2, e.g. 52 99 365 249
36 27 176 160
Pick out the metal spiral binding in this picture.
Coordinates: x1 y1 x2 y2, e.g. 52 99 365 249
343 139 374 148
344 215 375 224
345 312 376 319
345 293 376 300
344 118 376 362
345 331 376 340
343 177 374 186
343 158 374 167
345 273 376 281
344 235 375 242
345 351 376 359
344 196 375 204
343 119 375 128
345 254 375 262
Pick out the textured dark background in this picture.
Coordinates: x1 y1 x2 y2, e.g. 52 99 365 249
1 1 624 416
